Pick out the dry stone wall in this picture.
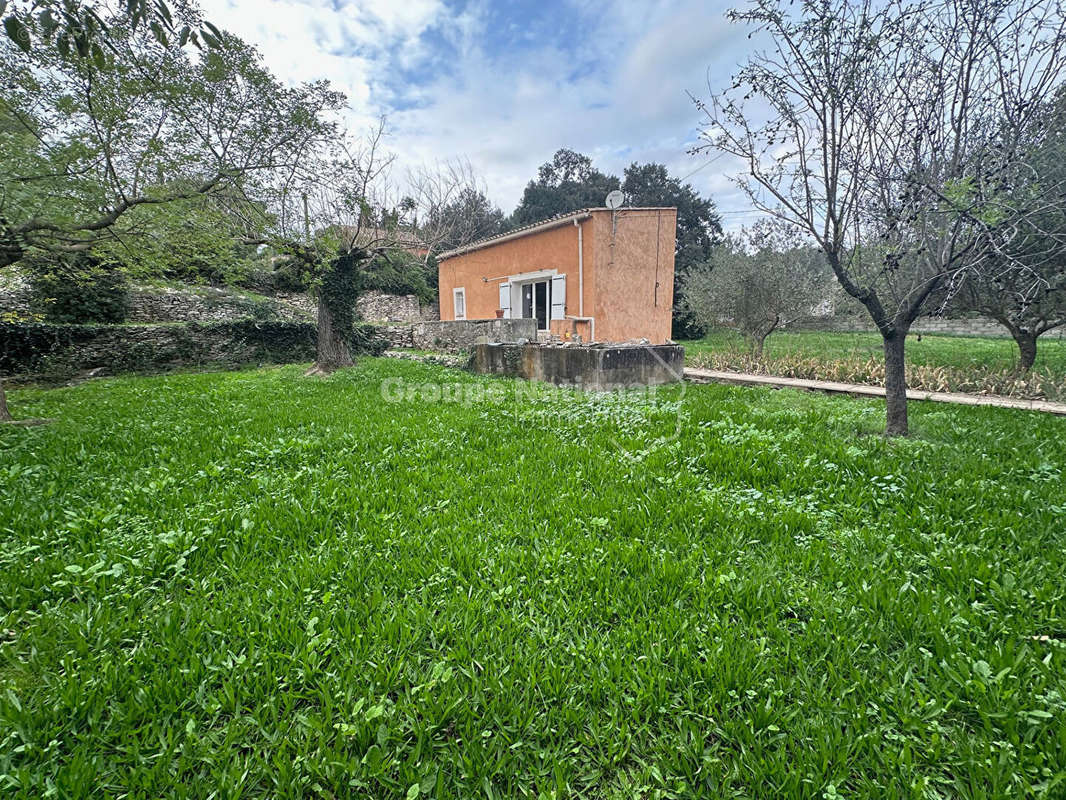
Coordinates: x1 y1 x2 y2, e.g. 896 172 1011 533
356 291 438 323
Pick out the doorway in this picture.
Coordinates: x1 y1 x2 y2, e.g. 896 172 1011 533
520 280 551 330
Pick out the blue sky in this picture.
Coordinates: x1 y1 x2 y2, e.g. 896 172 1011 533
199 0 763 226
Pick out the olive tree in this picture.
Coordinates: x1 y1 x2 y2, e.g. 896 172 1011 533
683 221 829 358
947 88 1066 373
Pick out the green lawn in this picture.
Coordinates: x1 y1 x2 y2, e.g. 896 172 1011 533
683 330 1066 400
1 359 1064 798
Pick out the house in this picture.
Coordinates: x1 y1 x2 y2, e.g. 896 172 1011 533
437 207 677 343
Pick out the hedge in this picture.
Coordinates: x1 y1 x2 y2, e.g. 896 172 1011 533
0 319 387 380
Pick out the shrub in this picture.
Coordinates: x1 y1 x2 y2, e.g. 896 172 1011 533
26 253 129 324
360 250 436 306
0 319 387 379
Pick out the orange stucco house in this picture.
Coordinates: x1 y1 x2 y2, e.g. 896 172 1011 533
437 207 677 344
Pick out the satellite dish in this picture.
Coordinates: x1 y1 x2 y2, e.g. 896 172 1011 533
605 190 625 210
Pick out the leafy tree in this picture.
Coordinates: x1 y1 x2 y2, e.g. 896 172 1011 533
0 7 340 421
95 194 259 285
26 250 129 323
360 249 436 306
683 222 828 358
2 0 222 58
509 149 620 227
0 22 339 269
622 162 722 337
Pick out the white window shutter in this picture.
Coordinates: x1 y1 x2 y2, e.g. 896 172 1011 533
550 274 566 320
499 282 511 318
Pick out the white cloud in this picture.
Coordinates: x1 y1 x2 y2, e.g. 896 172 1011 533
198 0 766 226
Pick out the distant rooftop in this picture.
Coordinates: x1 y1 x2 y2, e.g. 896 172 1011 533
438 206 675 260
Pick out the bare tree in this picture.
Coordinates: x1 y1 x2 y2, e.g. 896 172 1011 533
683 221 829 358
946 86 1066 373
240 124 482 374
696 0 1066 434
406 159 491 265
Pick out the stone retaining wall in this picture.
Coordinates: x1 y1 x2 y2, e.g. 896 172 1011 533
1 278 437 327
125 286 314 324
798 314 1066 339
357 290 438 323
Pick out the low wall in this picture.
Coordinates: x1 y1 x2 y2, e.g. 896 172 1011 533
125 286 315 324
0 320 387 380
2 280 436 327
357 291 437 323
412 319 538 351
471 343 685 390
795 314 1062 339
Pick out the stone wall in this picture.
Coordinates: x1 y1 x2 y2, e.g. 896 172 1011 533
0 272 31 316
796 313 1066 340
356 290 438 323
410 319 538 351
1 277 436 327
125 286 314 324
801 314 1010 338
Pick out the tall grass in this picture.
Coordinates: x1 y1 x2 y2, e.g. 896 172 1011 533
1 359 1064 798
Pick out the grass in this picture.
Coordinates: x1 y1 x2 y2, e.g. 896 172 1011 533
683 329 1066 400
1 359 1064 798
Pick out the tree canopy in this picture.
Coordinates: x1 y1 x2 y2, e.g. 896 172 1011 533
0 21 341 269
509 149 621 227
683 221 829 357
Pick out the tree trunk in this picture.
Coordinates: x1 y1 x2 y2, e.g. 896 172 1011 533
749 333 765 361
306 295 353 376
749 316 778 362
1010 328 1038 375
0 380 11 422
882 330 909 437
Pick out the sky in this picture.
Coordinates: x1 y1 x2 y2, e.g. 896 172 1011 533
198 0 764 227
